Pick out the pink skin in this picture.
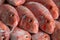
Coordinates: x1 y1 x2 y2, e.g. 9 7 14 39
16 6 39 33
11 27 31 40
51 21 60 40
26 0 59 19
0 4 20 32
0 0 5 5
0 21 10 40
53 0 60 9
25 2 55 34
32 31 50 40
7 0 25 6
53 0 60 16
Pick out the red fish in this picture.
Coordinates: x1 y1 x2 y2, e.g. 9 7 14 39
32 31 50 40
25 2 55 34
26 0 59 19
16 6 39 33
0 21 10 40
0 4 20 31
10 27 31 40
